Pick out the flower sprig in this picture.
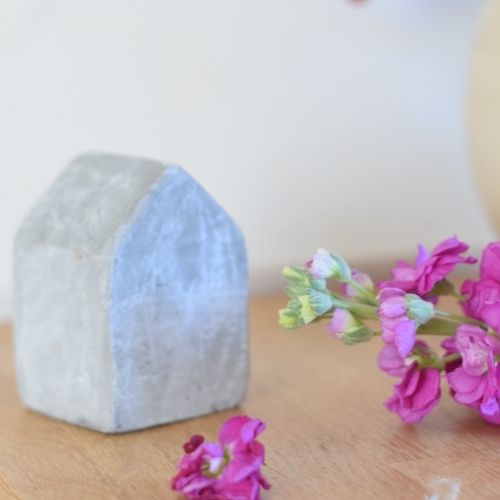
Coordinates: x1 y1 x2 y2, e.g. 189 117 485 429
171 415 270 499
279 236 500 424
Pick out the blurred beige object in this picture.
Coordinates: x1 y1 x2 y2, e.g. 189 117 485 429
471 0 500 231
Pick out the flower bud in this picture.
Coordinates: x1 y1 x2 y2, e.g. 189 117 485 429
278 299 303 329
306 248 352 281
327 309 373 345
282 265 326 298
282 266 309 283
343 325 374 345
297 289 334 324
343 269 375 298
405 294 435 325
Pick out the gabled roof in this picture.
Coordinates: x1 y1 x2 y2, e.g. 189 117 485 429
16 152 177 254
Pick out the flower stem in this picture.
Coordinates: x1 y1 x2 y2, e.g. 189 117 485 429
442 353 461 364
420 352 461 371
418 318 458 336
347 302 379 320
327 293 379 320
345 279 379 306
434 310 487 329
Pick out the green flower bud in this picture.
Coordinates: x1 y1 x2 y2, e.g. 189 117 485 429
278 308 303 329
278 298 303 329
405 294 435 324
342 325 374 345
282 265 326 298
282 266 309 283
297 289 334 324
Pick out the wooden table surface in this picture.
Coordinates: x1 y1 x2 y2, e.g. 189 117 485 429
1 295 500 499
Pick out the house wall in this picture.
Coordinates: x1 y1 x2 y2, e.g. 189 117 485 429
0 0 495 321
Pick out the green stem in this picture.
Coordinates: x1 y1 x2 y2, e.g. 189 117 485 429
347 302 379 319
345 279 379 306
418 318 458 336
435 310 487 329
327 293 379 320
442 353 461 364
422 352 461 371
323 293 490 335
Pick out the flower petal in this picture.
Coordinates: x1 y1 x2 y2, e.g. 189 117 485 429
377 344 405 377
395 319 417 358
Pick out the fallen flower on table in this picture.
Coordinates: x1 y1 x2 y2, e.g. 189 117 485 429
278 236 500 425
171 415 270 499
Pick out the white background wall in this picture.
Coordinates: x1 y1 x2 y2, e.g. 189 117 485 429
0 0 495 321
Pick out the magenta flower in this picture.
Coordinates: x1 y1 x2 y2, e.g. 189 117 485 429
377 340 433 377
378 288 417 358
446 325 500 423
455 324 498 376
171 415 270 499
480 242 500 280
381 236 476 296
462 280 500 332
448 354 500 424
385 361 441 423
377 344 405 377
461 242 500 332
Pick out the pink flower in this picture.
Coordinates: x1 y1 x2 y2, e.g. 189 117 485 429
305 248 351 281
446 325 500 423
377 340 432 378
448 355 500 424
461 242 500 332
480 242 500 280
171 415 270 499
306 248 335 279
385 361 441 423
378 288 417 358
455 324 498 376
377 344 405 377
462 280 500 332
381 236 476 296
327 309 355 338
327 309 373 344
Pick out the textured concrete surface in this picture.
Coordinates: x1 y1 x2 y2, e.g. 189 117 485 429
13 152 248 432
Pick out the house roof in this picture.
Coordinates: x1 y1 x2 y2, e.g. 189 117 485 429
16 152 177 254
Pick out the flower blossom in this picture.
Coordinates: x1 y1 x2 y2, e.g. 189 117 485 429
377 343 405 377
377 288 434 360
446 325 500 424
385 359 441 423
461 242 500 332
171 415 270 499
381 236 476 296
327 309 373 345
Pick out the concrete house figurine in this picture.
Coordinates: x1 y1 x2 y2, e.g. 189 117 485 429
13 152 248 433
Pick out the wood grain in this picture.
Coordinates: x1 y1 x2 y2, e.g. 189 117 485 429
1 295 500 499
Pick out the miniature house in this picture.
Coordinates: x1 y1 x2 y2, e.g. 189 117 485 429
13 153 248 433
